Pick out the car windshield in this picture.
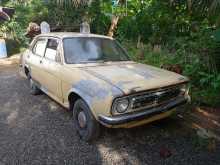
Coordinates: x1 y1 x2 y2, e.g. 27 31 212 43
63 37 130 64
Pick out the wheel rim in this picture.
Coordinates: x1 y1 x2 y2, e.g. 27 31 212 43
78 111 87 128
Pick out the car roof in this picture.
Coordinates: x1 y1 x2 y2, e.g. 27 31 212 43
37 32 113 40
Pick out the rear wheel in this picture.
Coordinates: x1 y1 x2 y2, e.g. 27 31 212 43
27 73 41 95
73 99 100 142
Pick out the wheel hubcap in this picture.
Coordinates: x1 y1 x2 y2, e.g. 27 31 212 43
78 111 87 128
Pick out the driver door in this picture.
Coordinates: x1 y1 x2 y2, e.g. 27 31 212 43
40 38 63 102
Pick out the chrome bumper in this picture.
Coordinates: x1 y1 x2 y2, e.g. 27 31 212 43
98 96 189 126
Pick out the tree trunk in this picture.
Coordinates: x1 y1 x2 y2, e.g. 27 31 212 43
107 15 119 37
136 35 145 60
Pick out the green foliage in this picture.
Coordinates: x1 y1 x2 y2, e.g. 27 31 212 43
0 0 49 49
121 18 220 106
122 32 220 106
1 0 219 106
89 1 110 35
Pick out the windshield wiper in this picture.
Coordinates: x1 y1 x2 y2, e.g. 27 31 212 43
79 60 104 64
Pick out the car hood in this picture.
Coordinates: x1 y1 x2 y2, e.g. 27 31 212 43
70 62 189 94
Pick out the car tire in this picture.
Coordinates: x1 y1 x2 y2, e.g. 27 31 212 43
27 73 41 95
73 99 100 142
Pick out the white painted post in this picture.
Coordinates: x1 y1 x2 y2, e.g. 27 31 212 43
40 21 50 34
0 38 7 59
80 22 90 34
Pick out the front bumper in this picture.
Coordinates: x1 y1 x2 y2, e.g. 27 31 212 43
98 96 189 127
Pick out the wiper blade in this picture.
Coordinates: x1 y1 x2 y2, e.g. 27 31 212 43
79 60 104 64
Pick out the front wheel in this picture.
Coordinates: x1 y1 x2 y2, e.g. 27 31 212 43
73 99 100 142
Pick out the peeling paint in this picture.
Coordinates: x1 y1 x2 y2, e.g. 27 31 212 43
81 63 188 94
73 79 110 100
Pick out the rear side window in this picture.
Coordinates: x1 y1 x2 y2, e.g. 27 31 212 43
44 39 59 61
33 39 47 57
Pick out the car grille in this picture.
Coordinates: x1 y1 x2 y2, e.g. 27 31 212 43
130 86 182 110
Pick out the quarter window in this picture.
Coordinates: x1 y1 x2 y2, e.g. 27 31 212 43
45 39 59 61
33 39 47 57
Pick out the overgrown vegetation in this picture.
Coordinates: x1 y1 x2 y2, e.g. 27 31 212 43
0 0 220 106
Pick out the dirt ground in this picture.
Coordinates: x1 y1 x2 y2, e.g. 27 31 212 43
0 58 220 165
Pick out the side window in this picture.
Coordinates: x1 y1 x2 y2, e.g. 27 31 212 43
44 39 59 61
33 39 47 57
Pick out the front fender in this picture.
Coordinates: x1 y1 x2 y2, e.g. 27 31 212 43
68 87 94 113
68 79 123 118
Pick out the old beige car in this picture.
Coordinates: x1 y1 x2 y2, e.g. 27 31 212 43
20 32 190 141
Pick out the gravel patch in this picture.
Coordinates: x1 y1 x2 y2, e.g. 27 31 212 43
0 65 219 165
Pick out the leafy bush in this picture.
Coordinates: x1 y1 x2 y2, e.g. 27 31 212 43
122 32 220 107
1 0 219 106
0 0 49 50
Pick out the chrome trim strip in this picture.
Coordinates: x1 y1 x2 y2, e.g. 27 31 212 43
99 97 188 126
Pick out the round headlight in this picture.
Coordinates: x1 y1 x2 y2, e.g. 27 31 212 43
116 99 129 113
